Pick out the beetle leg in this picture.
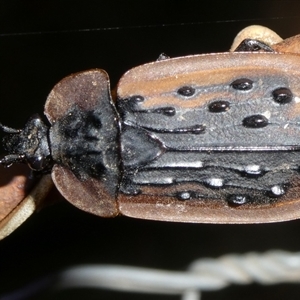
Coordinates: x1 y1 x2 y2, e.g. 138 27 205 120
0 154 25 167
230 25 282 51
0 123 21 134
234 39 274 52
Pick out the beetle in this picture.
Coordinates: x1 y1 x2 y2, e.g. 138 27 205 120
1 25 300 238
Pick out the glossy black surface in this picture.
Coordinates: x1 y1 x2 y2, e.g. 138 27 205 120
1 115 51 171
272 87 293 104
242 114 269 128
234 38 274 52
230 78 253 91
208 100 230 112
177 86 196 97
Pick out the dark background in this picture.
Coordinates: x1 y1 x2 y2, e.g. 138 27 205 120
1 1 300 299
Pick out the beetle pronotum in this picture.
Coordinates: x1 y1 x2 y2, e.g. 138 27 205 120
1 25 300 238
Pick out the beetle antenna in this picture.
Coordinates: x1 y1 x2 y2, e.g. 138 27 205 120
0 123 21 134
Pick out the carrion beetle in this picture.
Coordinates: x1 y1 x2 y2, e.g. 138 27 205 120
2 25 300 238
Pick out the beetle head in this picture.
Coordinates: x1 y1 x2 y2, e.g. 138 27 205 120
0 114 52 172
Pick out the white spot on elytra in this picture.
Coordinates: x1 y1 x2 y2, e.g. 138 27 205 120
205 178 224 187
262 110 271 119
294 96 300 103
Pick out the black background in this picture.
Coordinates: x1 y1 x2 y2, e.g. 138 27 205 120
1 1 300 299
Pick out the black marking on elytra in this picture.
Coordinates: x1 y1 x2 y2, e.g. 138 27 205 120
242 114 269 128
175 190 211 201
231 78 253 91
177 191 194 200
242 164 266 178
140 124 206 134
227 194 251 206
177 86 196 97
272 87 293 104
208 100 230 112
132 107 176 116
116 95 145 116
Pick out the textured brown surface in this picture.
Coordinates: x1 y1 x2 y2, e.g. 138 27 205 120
118 176 300 223
0 175 54 240
45 70 119 217
117 52 300 109
44 69 111 123
0 165 34 221
52 165 118 217
273 34 300 54
117 52 300 105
